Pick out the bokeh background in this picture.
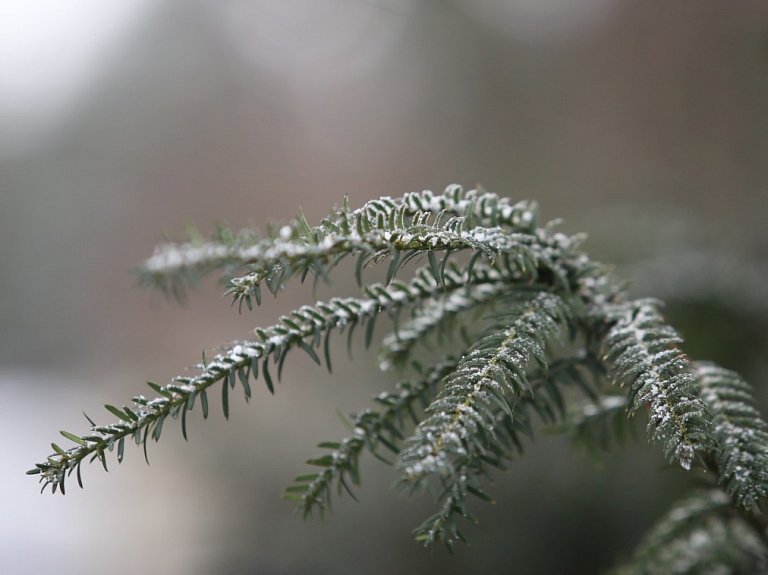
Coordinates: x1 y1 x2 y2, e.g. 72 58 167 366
2 1 767 574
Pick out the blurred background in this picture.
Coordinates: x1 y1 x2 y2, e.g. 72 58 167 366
2 1 767 573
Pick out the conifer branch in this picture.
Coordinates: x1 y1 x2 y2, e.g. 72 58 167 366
30 268 500 493
398 292 571 484
611 490 767 575
395 292 573 546
404 351 605 548
602 299 711 470
694 362 768 509
138 187 579 309
378 274 512 372
30 184 768 568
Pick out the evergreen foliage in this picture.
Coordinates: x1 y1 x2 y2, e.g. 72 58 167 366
29 185 768 572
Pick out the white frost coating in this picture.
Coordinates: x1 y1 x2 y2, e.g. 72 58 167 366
358 300 377 315
267 335 288 346
400 293 564 483
693 362 768 505
607 300 706 471
279 225 292 241
387 290 410 303
334 308 349 320
203 360 227 371
322 236 335 249
143 243 234 273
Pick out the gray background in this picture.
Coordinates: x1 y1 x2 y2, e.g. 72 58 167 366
2 1 767 573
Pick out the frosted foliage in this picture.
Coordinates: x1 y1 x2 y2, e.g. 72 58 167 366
398 292 567 483
136 185 585 308
613 490 767 575
30 185 768 563
695 362 768 508
604 299 710 470
379 276 509 371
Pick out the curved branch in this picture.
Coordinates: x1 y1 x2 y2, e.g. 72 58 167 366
611 490 767 575
601 299 711 470
29 268 500 494
694 361 768 509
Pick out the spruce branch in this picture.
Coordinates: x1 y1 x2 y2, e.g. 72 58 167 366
29 267 500 494
396 185 540 232
611 490 768 575
138 186 585 311
30 184 768 567
31 186 581 495
395 292 574 547
470 353 607 466
398 291 572 484
694 362 768 509
404 351 605 549
220 224 566 310
378 273 513 372
601 299 712 470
